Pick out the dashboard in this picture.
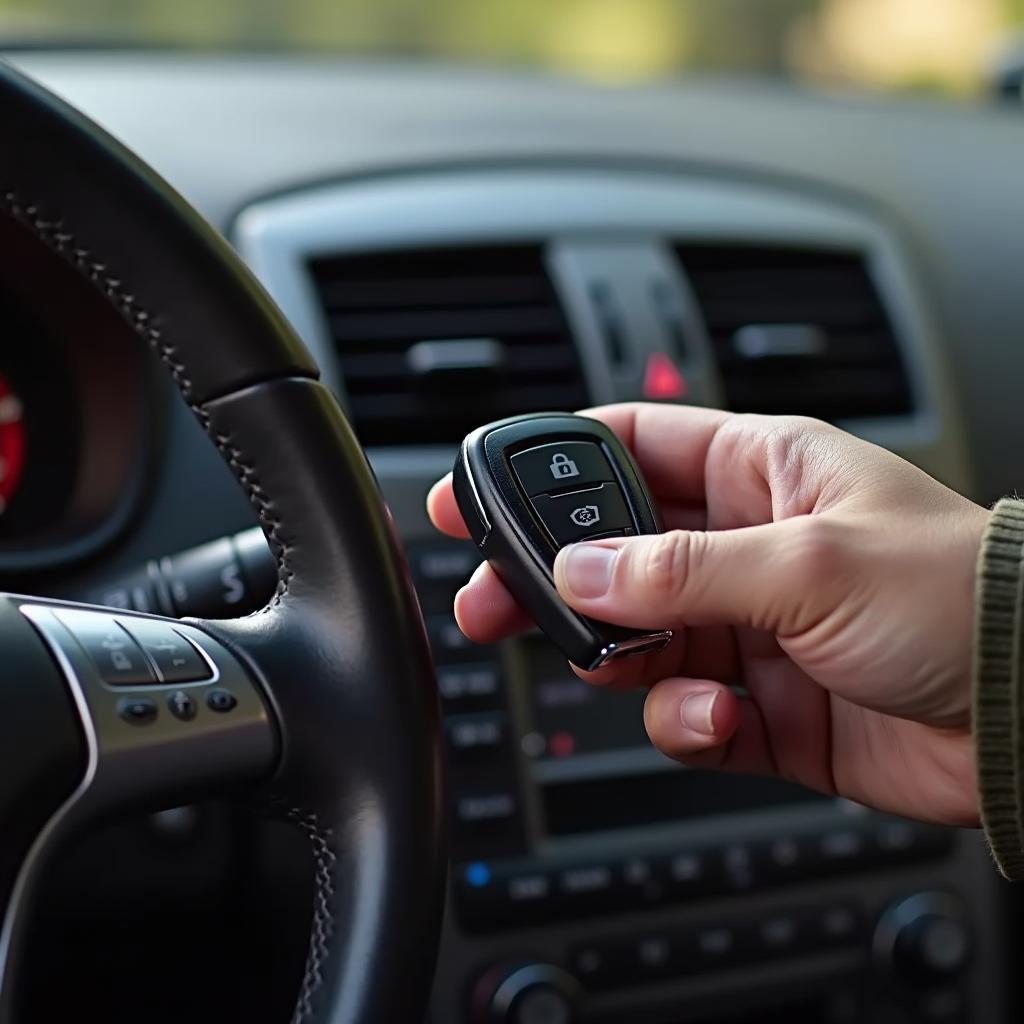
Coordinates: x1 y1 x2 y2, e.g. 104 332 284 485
3 51 1024 1024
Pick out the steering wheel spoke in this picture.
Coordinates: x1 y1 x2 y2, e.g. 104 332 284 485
0 595 277 1019
18 599 277 807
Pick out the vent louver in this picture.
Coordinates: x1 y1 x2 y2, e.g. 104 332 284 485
677 246 913 420
309 245 587 446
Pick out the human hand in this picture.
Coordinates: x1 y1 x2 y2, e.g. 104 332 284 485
427 404 990 826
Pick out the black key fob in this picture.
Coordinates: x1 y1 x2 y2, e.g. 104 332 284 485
453 412 673 671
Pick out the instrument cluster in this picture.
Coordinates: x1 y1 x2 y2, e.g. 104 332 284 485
0 332 79 547
0 212 155 575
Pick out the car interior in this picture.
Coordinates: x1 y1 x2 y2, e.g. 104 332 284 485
1 2 1023 1022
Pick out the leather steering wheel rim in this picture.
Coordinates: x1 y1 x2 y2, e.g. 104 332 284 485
0 61 445 1023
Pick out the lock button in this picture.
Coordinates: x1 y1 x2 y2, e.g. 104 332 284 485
510 441 616 498
550 452 578 478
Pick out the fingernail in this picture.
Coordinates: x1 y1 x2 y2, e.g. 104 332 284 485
679 691 719 736
560 544 617 599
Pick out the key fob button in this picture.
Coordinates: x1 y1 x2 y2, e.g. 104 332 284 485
511 441 616 498
530 483 634 546
454 413 672 670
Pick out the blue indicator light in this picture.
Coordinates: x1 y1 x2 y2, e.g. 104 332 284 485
465 862 491 888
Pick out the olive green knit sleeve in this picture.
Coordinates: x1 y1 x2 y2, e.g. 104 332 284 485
974 497 1024 879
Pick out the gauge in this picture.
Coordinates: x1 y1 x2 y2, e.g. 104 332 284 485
0 371 26 517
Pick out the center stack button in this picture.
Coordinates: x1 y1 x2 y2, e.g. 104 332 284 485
510 441 615 497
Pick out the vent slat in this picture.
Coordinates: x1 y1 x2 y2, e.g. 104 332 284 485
331 306 566 343
310 245 587 445
320 274 551 310
340 343 580 383
349 384 587 422
678 245 913 421
713 328 898 368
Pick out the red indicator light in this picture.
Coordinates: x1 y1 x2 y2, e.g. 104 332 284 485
642 352 687 401
549 732 576 758
0 372 26 516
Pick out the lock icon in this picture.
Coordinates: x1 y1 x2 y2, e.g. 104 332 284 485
549 452 580 480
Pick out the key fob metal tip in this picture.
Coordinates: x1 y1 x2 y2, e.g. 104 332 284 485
453 412 673 671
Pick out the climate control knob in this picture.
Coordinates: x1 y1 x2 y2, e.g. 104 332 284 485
471 962 582 1024
873 892 972 984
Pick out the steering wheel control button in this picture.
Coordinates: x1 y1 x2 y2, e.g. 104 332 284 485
120 619 212 683
117 696 158 725
56 610 156 686
206 688 238 713
510 441 615 498
530 483 633 546
167 689 198 721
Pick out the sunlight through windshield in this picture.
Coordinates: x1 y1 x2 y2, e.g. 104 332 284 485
1 0 1022 100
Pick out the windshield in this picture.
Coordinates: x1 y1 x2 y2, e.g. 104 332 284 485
2 0 1023 101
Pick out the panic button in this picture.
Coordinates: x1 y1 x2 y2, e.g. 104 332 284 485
510 441 615 498
531 483 633 546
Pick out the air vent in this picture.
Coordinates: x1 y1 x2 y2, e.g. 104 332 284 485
677 246 913 420
309 245 587 445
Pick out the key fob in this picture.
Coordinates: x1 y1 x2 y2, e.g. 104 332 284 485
453 412 673 671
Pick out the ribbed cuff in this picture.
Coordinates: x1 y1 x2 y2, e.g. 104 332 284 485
974 497 1024 879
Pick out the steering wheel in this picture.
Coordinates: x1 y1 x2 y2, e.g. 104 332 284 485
0 63 445 1023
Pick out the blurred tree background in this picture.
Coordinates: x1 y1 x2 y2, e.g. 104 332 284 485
0 0 1022 98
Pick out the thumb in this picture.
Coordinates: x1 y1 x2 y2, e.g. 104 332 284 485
552 520 831 633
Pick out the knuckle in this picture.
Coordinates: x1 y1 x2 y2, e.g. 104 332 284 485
733 412 827 444
763 415 829 467
785 517 846 589
775 413 830 436
637 530 702 604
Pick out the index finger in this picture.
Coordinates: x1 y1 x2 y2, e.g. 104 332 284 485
581 403 731 503
425 404 734 539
